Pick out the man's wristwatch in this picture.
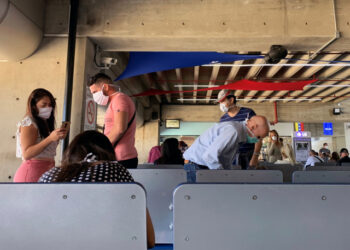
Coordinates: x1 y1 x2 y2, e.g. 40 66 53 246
253 152 260 156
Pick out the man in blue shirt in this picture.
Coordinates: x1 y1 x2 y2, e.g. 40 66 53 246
217 89 262 169
183 116 269 181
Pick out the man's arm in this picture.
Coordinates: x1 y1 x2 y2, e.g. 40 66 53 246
249 139 262 168
106 111 128 145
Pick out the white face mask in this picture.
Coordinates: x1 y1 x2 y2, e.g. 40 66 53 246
93 85 109 106
220 103 228 113
271 136 277 141
38 107 53 120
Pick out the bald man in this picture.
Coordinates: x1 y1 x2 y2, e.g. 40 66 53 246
183 116 269 177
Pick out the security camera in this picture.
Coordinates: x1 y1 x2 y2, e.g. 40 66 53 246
101 57 118 65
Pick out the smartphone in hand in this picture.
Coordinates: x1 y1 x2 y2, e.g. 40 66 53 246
61 121 70 130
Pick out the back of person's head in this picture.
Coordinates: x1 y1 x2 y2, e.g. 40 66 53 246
331 151 340 161
310 149 317 156
156 138 183 164
340 148 349 158
27 88 56 138
282 143 296 165
88 72 113 87
56 131 116 182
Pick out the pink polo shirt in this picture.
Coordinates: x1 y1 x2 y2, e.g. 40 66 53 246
104 92 137 161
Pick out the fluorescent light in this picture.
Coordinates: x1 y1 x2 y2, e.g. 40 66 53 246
0 59 8 62
177 98 217 101
306 85 350 88
237 98 322 101
174 85 219 88
202 63 350 67
178 98 322 101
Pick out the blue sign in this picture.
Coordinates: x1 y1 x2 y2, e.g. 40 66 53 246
323 122 333 136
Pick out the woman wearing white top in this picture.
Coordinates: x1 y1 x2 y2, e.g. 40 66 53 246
14 88 68 182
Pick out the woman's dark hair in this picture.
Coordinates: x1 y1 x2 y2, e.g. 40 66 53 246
27 88 56 138
155 138 184 165
54 130 116 182
331 151 340 161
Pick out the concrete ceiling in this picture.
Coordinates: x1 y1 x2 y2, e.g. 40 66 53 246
44 0 350 104
109 51 350 105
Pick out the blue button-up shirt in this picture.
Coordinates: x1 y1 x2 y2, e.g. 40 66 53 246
183 121 248 169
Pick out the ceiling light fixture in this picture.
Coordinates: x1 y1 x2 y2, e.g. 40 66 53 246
306 85 350 88
174 85 219 88
202 63 350 67
177 98 322 102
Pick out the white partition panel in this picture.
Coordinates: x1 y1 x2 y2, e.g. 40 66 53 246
293 171 350 183
196 170 283 183
0 183 147 250
129 169 187 243
174 184 350 250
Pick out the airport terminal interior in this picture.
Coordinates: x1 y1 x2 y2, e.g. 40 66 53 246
1 0 350 249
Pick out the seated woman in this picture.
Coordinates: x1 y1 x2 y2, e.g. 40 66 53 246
38 130 155 248
266 130 282 163
154 138 184 165
275 140 297 165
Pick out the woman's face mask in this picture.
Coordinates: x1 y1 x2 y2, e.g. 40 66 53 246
93 84 109 106
38 107 53 120
271 135 277 141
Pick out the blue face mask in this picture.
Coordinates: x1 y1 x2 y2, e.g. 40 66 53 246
245 122 259 144
246 134 259 144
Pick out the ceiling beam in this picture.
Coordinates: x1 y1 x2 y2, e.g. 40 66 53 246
205 66 220 104
142 74 161 103
243 58 266 103
322 87 350 103
282 54 341 103
193 66 199 104
294 55 350 103
175 68 184 104
156 71 171 103
267 54 311 102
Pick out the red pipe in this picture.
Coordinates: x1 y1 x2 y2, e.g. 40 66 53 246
270 101 278 125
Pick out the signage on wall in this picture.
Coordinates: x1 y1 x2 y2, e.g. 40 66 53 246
165 119 180 129
84 86 97 131
323 122 333 136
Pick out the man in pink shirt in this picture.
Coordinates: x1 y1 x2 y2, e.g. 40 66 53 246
88 73 138 168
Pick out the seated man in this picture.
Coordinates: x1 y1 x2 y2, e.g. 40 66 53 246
183 115 269 181
337 148 350 166
304 150 323 170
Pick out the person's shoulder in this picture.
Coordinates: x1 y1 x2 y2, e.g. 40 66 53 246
19 116 37 128
239 107 256 116
219 113 230 122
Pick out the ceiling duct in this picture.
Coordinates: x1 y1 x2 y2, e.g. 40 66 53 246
0 0 44 61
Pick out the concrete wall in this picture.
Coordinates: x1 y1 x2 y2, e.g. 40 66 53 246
0 38 67 181
135 121 159 164
161 102 350 123
0 37 98 181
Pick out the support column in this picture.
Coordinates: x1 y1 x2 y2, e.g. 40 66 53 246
135 121 160 164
